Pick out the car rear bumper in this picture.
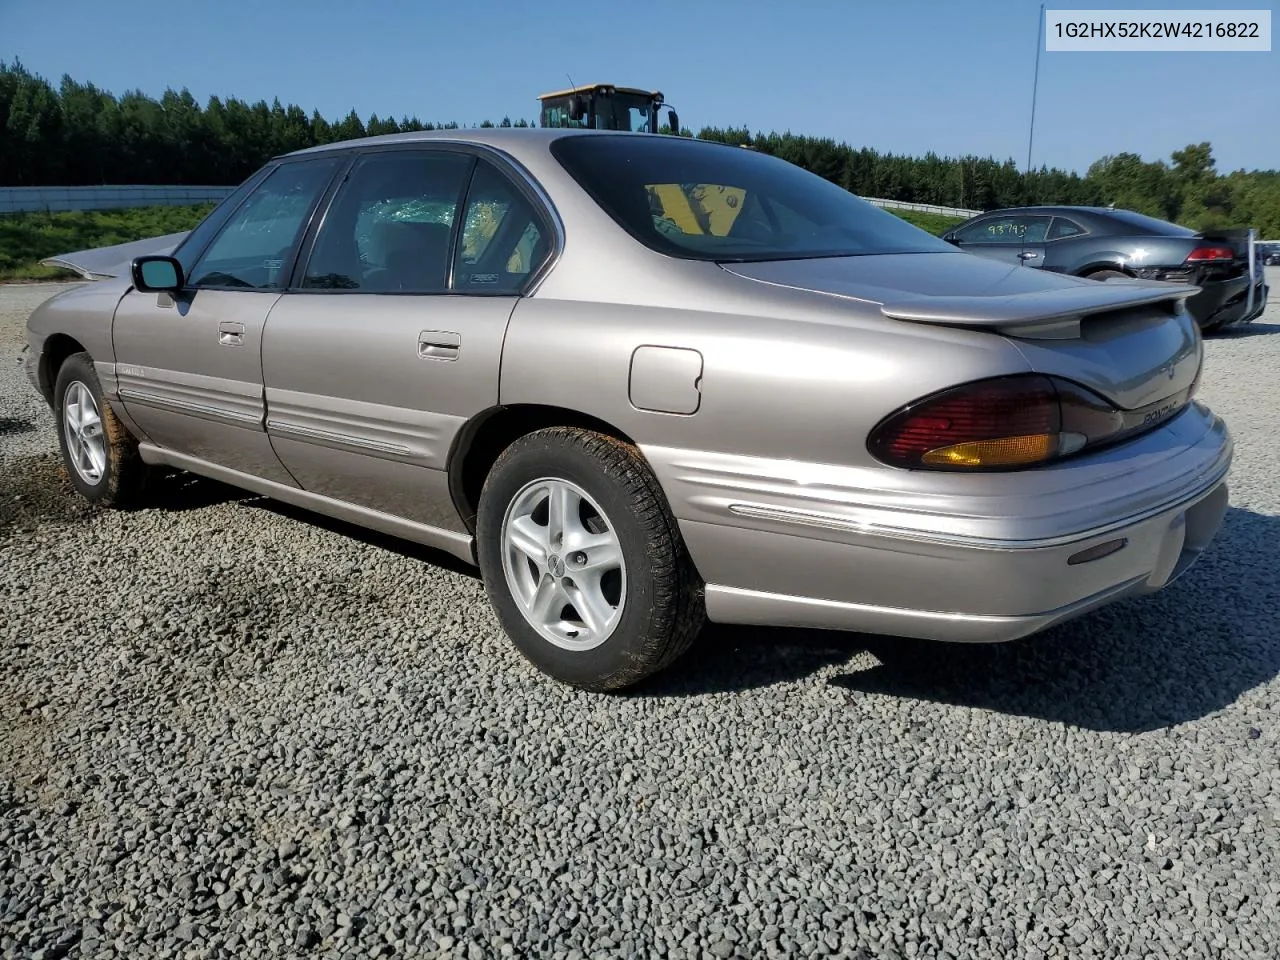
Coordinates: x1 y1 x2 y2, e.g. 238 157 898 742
1187 274 1268 328
645 403 1232 642
696 476 1228 641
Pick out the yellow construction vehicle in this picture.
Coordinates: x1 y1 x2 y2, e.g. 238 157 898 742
537 83 679 135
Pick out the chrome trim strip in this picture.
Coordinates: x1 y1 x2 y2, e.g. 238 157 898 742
119 388 260 425
725 456 1231 552
266 419 414 456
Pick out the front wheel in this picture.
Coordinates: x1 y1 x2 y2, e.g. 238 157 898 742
53 352 148 507
476 427 705 691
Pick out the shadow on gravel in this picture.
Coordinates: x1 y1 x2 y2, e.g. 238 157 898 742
642 507 1280 733
1215 321 1280 339
141 468 254 512
248 499 481 580
0 416 35 436
136 469 480 578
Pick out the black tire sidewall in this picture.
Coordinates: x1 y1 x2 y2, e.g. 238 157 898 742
53 354 116 503
476 432 676 689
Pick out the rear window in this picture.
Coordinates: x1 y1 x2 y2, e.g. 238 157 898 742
550 134 953 263
1101 208 1197 237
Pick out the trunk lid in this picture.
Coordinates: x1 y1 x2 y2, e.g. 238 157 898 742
721 252 1203 412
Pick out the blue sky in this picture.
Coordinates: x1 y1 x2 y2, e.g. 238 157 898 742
2 0 1276 174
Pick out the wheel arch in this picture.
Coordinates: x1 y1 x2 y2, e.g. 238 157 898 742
1075 259 1134 278
39 333 89 405
448 404 642 535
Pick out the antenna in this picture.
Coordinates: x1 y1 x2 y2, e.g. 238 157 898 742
1025 3 1045 182
566 72 576 90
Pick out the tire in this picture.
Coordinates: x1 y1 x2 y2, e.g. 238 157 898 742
1084 269 1129 281
52 351 148 507
476 426 705 691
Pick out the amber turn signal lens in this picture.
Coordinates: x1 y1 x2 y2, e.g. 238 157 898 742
921 433 1058 467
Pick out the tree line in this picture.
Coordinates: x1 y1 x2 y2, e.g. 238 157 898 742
3 60 1278 235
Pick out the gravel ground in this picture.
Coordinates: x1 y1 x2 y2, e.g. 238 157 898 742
2 276 1279 960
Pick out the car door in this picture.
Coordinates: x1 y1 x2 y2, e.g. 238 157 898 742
1040 215 1090 273
112 156 342 485
948 213 1052 268
260 147 554 531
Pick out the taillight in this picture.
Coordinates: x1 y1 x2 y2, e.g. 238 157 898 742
867 374 1126 471
1184 246 1235 263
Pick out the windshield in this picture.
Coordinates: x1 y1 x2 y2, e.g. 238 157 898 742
550 134 954 262
593 93 654 132
539 92 654 132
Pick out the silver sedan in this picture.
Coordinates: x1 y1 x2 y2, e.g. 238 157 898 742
25 129 1232 690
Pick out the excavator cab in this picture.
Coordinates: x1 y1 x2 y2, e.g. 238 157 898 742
537 84 678 135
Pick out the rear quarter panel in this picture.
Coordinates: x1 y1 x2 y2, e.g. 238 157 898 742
1055 235 1198 275
499 279 1031 468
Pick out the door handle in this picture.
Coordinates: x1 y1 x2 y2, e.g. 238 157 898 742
418 330 460 361
217 321 245 346
1018 251 1039 261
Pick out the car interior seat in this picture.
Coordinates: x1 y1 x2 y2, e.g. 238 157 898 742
368 220 453 290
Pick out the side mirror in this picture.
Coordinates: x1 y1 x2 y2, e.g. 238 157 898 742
943 234 961 246
132 255 184 292
568 96 586 122
667 109 679 133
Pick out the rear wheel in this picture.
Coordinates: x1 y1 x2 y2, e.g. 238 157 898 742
476 427 704 691
53 352 148 507
1084 269 1129 281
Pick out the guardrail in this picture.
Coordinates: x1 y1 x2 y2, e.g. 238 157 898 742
0 185 236 214
861 198 983 219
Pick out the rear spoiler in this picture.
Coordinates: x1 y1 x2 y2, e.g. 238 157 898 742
40 231 190 281
881 278 1198 339
1197 227 1251 243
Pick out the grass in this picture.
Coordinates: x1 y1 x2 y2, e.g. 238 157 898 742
0 200 966 283
891 209 966 235
0 203 215 282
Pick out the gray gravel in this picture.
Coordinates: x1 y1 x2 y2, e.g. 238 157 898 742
3 276 1280 960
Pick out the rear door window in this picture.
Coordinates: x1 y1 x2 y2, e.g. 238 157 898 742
1048 217 1087 240
301 151 475 293
451 160 552 294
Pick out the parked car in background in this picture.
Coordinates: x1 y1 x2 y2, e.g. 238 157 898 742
942 205 1269 333
25 130 1232 691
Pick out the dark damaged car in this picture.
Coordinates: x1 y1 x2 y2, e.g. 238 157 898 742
943 205 1269 333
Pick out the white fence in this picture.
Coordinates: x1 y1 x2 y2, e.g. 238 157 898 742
0 185 236 215
861 197 983 218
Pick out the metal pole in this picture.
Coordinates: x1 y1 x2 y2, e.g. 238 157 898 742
1246 228 1256 322
1026 4 1046 179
